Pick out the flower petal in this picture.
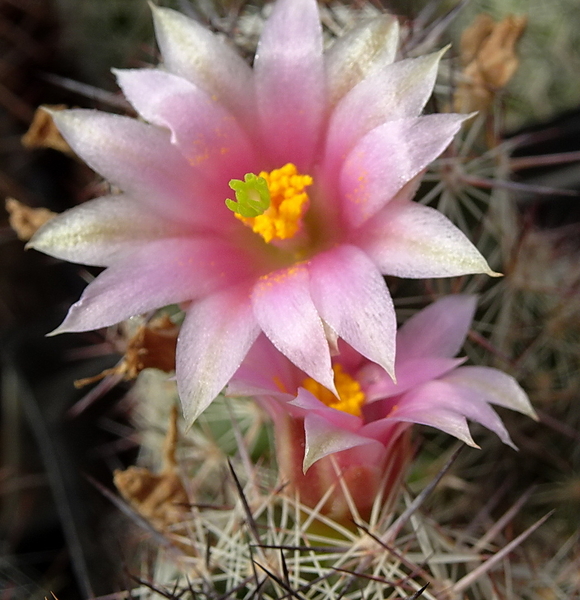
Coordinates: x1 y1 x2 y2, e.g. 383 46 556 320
27 194 184 267
52 237 251 333
396 295 477 360
290 388 361 430
114 68 257 179
227 335 299 399
308 244 396 379
325 50 445 170
399 380 515 448
441 366 537 419
365 401 478 447
340 114 469 226
357 200 497 277
359 357 465 402
251 264 336 395
254 0 325 167
325 14 399 105
51 109 205 225
151 5 255 125
303 412 379 472
177 284 260 425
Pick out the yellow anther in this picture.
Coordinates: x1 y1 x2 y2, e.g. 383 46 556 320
234 163 313 243
302 364 366 417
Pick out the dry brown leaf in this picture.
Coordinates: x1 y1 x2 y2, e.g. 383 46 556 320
5 197 56 241
126 315 178 376
114 468 189 528
74 315 178 388
114 406 189 531
454 13 527 113
21 104 72 153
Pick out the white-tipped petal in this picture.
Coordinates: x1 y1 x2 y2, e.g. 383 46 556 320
325 49 446 166
309 244 396 380
359 200 498 278
398 380 516 449
50 109 208 225
114 68 256 179
340 114 469 226
442 366 538 420
51 237 250 334
303 413 379 472
151 5 255 125
27 194 182 267
252 264 337 396
177 285 260 426
325 14 399 105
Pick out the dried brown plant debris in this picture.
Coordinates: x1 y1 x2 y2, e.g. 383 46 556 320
21 105 72 153
74 314 178 388
114 406 189 532
454 13 527 113
5 197 56 241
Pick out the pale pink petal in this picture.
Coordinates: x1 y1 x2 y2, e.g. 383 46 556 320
151 6 255 125
396 295 477 360
359 357 465 402
227 336 299 399
364 401 477 447
52 238 252 334
303 412 380 471
357 200 497 277
290 388 361 430
324 50 445 171
398 380 515 448
254 0 325 167
177 284 260 425
114 68 257 179
51 109 208 226
226 380 289 402
354 417 407 446
332 340 368 372
340 114 468 226
441 366 537 419
27 194 185 267
251 264 336 395
325 14 399 105
308 244 396 379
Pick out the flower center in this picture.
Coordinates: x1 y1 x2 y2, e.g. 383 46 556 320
302 364 366 417
226 163 313 243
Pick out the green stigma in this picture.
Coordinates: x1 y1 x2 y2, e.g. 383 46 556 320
225 173 271 218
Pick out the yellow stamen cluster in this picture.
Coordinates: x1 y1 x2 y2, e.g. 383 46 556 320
302 364 366 417
235 163 312 243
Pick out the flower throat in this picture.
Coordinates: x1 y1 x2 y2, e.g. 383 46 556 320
226 163 312 243
302 364 366 417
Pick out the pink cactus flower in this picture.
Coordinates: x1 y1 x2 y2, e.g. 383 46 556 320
227 295 536 521
29 0 495 424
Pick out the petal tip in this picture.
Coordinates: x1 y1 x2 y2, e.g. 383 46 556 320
46 325 67 337
302 453 316 474
507 439 519 451
384 361 397 385
180 390 208 429
25 222 51 252
148 1 164 18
